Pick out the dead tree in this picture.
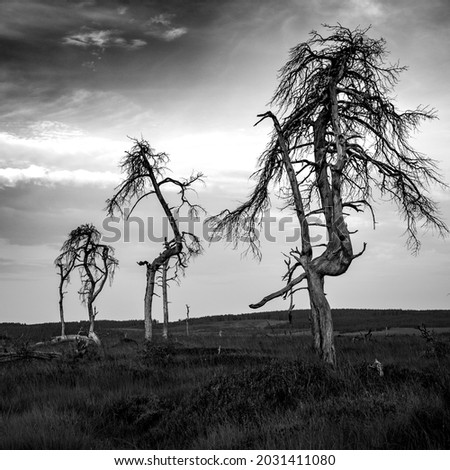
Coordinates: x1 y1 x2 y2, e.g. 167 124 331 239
158 242 194 340
106 138 204 341
185 304 190 336
0 349 62 363
287 289 295 325
56 224 118 343
154 237 187 340
417 323 448 357
161 258 170 339
156 245 179 340
208 25 448 365
54 252 77 337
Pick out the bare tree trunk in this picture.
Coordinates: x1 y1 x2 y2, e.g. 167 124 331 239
58 285 66 338
308 301 322 355
185 304 190 337
307 271 336 365
144 266 157 341
162 260 169 340
56 264 67 338
85 302 102 346
87 300 95 336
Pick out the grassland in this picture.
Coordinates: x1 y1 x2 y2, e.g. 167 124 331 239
1 309 450 449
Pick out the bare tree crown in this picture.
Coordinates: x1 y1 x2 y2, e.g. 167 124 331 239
56 223 118 304
210 25 447 260
106 138 205 270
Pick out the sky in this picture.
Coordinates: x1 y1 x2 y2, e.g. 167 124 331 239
0 0 449 326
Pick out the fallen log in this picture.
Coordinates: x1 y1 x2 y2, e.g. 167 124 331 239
33 333 101 348
0 350 62 363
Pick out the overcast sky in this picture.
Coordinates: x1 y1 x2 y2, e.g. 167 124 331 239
1 0 449 326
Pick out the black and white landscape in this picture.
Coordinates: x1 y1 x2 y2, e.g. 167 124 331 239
0 0 450 451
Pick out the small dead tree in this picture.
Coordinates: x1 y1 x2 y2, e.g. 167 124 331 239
208 25 448 365
156 243 180 340
106 138 204 341
185 304 190 336
54 252 77 337
417 323 449 358
287 289 295 325
56 224 118 343
157 241 197 340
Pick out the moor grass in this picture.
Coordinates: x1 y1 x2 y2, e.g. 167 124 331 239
1 314 450 450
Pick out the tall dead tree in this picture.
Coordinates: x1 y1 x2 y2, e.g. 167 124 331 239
106 138 204 341
209 25 448 365
56 224 118 342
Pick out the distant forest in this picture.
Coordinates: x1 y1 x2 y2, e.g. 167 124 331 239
1 309 449 342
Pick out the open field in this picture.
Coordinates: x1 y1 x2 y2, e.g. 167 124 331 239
1 309 450 449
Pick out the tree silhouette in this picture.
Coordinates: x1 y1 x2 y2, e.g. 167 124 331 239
54 253 76 337
56 223 118 342
106 138 204 341
209 25 448 365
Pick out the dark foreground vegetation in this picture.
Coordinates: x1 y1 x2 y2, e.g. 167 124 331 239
1 310 450 449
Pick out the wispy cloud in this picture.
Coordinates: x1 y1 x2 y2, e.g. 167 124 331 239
62 28 147 69
347 0 385 18
0 124 124 174
63 29 147 50
20 121 84 140
144 14 188 41
0 165 119 188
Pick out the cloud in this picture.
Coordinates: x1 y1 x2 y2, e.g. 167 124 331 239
144 14 188 41
18 121 84 140
148 13 173 27
159 27 188 41
0 86 158 142
0 124 125 173
63 29 147 50
347 0 385 18
0 181 114 246
0 165 119 188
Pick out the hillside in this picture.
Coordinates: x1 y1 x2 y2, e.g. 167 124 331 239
1 308 449 342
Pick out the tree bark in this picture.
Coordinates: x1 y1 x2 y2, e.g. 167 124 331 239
87 299 95 336
162 260 169 340
34 335 95 346
144 266 157 341
307 294 322 355
185 304 190 336
88 331 101 346
306 270 336 365
56 264 67 338
58 284 66 338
